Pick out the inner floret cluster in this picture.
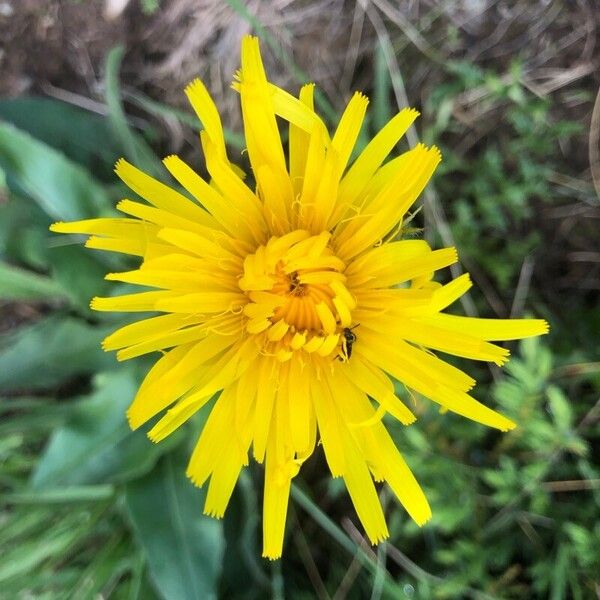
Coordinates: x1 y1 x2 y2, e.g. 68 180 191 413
239 230 355 362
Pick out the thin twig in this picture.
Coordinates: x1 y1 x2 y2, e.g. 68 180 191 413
542 479 600 492
589 84 600 201
340 2 366 95
510 255 535 318
291 508 331 600
332 549 364 600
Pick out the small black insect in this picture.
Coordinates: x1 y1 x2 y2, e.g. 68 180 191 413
339 324 359 361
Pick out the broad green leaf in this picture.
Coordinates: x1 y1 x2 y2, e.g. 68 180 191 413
0 121 110 220
220 471 268 598
46 244 114 313
0 260 68 301
0 96 122 178
125 451 224 600
5 485 115 504
0 194 50 268
0 315 115 391
31 369 177 487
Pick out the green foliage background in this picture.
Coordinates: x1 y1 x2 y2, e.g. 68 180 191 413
1 3 599 599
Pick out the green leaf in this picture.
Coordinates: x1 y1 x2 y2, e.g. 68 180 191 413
125 451 224 600
0 194 50 268
373 42 393 134
31 369 175 487
4 485 115 504
220 471 268 597
46 244 115 313
546 385 573 431
0 122 110 220
105 46 163 178
0 315 115 392
0 260 69 301
0 96 122 178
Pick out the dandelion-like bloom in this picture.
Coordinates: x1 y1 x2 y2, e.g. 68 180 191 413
51 37 548 559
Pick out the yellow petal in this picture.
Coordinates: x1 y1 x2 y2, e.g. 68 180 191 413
252 358 279 463
423 314 550 341
336 107 419 212
289 84 316 200
114 158 214 226
342 356 415 425
310 374 345 476
341 426 389 544
187 385 237 487
331 92 369 180
185 78 227 160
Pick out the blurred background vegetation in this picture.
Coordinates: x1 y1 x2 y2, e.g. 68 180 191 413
0 1 599 598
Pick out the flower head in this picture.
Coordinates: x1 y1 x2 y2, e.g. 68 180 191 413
51 36 548 559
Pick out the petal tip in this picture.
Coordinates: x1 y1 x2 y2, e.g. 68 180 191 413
126 409 141 431
49 221 65 232
114 157 128 174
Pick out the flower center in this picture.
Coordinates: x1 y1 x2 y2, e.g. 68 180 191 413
239 230 356 361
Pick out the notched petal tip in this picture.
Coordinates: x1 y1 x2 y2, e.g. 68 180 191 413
99 335 115 354
49 221 65 232
113 156 129 173
501 419 517 433
351 89 370 106
114 349 130 363
126 408 141 431
49 221 90 235
241 33 260 47
203 501 226 519
261 552 281 562
430 144 443 162
186 468 207 489
369 531 390 545
414 508 433 527
146 430 161 444
402 412 417 426
183 77 203 95
495 348 511 367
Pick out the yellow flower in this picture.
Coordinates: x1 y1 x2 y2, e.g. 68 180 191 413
51 36 548 559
